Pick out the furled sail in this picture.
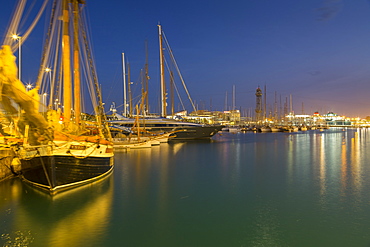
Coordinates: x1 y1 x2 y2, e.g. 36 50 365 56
0 45 50 144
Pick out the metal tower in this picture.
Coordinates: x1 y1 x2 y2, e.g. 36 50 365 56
255 87 263 122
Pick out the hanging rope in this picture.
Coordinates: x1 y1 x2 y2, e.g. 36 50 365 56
3 0 49 52
3 0 26 47
162 31 197 113
164 58 185 111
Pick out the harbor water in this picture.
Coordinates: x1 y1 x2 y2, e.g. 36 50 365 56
2 128 370 246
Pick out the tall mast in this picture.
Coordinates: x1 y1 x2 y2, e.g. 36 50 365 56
128 62 132 116
274 91 277 121
170 70 174 116
290 94 293 113
279 94 282 121
224 91 228 111
141 69 145 114
232 84 235 110
158 24 166 117
264 84 267 120
62 0 72 125
122 52 127 116
144 40 149 114
73 0 81 126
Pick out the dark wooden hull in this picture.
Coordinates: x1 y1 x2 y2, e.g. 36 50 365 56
20 155 114 194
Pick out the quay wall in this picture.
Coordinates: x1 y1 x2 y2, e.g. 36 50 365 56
0 149 16 181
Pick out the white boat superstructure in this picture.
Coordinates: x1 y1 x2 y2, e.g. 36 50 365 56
109 114 222 140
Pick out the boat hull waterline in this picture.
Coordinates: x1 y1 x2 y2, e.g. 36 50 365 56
109 117 223 140
169 126 223 140
19 142 114 193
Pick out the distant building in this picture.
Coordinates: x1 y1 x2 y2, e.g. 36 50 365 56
186 109 240 125
179 109 370 127
223 110 240 125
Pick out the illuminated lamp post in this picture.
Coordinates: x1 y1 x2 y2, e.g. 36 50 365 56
12 34 21 81
45 67 52 83
45 67 52 107
26 83 32 92
54 99 59 110
43 93 47 112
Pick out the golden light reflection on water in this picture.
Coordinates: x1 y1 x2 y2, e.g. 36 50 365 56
283 129 370 212
0 179 27 246
319 133 326 200
287 135 294 183
118 143 187 237
0 178 22 210
347 130 364 211
340 136 348 194
2 175 114 247
3 131 370 246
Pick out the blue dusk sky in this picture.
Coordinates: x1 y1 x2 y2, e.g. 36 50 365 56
2 0 370 117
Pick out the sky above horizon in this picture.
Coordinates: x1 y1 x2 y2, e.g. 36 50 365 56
2 0 370 118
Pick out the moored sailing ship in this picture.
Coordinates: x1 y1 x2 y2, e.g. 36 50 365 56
110 24 223 140
1 0 113 193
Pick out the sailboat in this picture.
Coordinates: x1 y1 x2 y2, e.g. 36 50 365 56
1 0 113 193
109 24 223 140
111 93 176 149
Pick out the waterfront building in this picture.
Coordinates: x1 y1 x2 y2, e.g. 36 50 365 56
169 108 370 128
222 110 241 125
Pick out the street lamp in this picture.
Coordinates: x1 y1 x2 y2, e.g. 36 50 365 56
45 67 52 76
26 83 33 92
54 98 59 110
45 67 52 105
43 93 47 112
12 34 21 81
45 67 52 91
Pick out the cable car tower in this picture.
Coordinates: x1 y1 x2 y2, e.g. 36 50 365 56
255 87 263 123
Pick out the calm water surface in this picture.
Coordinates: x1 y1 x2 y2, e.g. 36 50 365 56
2 128 370 246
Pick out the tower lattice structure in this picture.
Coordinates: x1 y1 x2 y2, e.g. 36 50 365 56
255 87 263 123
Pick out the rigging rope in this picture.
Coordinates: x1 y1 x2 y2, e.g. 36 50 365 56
162 31 197 113
3 0 26 47
164 58 185 111
19 0 49 51
79 7 111 140
36 0 58 89
3 0 49 53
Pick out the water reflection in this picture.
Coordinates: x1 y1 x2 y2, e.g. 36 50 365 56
249 202 285 246
2 129 370 246
284 129 370 213
350 130 361 196
318 132 326 201
340 135 348 196
0 174 113 247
